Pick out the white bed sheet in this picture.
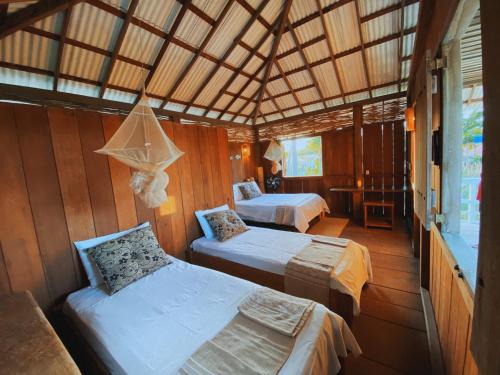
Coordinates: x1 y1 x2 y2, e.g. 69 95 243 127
64 258 360 375
191 227 373 314
235 193 329 233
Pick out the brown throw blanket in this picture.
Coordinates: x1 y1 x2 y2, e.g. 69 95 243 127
284 239 348 306
179 289 315 375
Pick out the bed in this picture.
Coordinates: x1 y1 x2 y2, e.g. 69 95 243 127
233 182 330 233
64 257 361 375
190 226 373 325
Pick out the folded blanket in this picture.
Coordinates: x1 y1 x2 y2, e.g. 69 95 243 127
285 242 345 307
179 288 316 375
238 288 316 337
275 205 295 226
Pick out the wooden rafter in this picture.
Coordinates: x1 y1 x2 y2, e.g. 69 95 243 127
160 0 235 109
201 9 284 118
287 19 326 108
53 6 72 91
142 0 191 93
274 60 304 114
0 0 81 39
0 4 7 25
315 0 346 104
397 0 406 92
354 0 373 98
252 0 293 125
360 0 418 23
181 0 269 113
98 0 139 98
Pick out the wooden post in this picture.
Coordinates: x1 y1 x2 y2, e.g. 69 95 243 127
471 1 500 372
352 104 363 223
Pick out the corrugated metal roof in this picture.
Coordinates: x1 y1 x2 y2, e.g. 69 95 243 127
312 61 341 97
323 2 360 54
68 2 122 50
120 24 164 65
103 87 137 103
147 44 193 96
366 39 399 85
172 56 215 101
337 51 367 92
61 44 107 81
0 0 418 125
461 10 482 86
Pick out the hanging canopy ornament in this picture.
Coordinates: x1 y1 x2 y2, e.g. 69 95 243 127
96 95 184 208
263 139 283 175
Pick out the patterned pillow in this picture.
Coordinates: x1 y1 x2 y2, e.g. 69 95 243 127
87 226 171 295
203 210 249 242
238 183 262 200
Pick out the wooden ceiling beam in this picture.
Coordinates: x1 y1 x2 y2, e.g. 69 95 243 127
159 0 235 109
251 0 293 125
397 0 406 92
98 0 139 98
276 35 326 60
354 0 373 98
287 19 326 108
360 0 418 24
0 4 7 25
315 0 346 104
142 0 191 94
0 0 81 39
52 6 72 91
181 0 269 113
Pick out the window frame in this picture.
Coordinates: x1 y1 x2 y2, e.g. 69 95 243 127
281 135 324 178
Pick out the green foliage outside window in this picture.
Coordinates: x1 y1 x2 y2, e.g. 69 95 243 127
282 136 323 177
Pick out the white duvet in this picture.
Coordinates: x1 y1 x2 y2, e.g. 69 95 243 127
192 227 373 315
64 258 361 375
235 193 329 233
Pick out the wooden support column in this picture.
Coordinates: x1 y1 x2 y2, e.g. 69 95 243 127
472 1 500 372
352 104 363 223
420 223 430 289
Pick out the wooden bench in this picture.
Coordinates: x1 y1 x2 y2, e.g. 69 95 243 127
363 200 395 230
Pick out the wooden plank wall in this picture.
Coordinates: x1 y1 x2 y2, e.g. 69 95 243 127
258 128 355 215
429 224 478 375
0 103 234 309
228 142 256 183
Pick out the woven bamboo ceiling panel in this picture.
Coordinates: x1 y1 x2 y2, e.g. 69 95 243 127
0 0 419 126
362 96 406 124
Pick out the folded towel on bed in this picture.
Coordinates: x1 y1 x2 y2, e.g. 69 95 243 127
312 235 350 247
238 288 315 337
179 288 315 375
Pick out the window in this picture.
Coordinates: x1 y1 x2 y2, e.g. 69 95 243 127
282 136 323 177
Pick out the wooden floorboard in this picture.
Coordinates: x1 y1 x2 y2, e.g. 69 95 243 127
309 218 430 375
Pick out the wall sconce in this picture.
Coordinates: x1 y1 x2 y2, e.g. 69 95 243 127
405 107 415 131
229 154 241 161
241 144 251 157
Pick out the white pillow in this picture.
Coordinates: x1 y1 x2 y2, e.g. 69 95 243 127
195 204 229 239
74 222 150 287
250 181 262 194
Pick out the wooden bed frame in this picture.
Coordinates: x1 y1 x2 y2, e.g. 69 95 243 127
186 248 354 326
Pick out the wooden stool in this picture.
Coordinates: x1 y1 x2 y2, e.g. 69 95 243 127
363 200 395 230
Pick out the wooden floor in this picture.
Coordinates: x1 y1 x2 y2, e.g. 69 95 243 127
309 217 431 375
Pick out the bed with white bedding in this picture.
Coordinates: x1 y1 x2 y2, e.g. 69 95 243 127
233 183 330 233
191 226 373 320
64 257 360 375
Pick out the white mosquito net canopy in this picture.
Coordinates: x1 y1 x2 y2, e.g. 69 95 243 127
263 139 283 174
96 95 184 208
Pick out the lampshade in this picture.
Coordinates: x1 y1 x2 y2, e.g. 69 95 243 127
405 107 415 131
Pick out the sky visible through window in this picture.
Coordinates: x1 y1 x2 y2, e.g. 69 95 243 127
282 136 323 177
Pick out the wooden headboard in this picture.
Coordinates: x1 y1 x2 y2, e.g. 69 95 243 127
0 102 234 309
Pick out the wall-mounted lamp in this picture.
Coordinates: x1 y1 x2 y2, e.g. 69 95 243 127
241 144 251 157
405 107 415 131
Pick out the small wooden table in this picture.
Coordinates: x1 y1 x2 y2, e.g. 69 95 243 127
363 200 395 229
